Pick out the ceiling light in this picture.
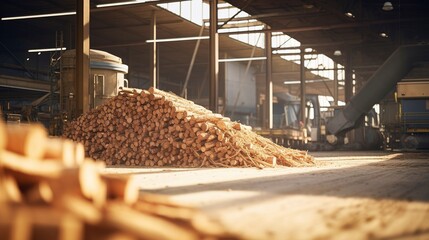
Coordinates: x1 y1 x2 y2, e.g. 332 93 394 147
379 32 389 38
382 2 393 11
284 79 330 85
28 47 67 53
1 11 75 21
219 57 267 63
333 50 342 56
303 4 314 9
283 80 301 85
146 36 209 43
345 12 355 18
96 0 151 8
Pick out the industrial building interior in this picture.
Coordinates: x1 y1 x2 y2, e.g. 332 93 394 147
1 0 429 239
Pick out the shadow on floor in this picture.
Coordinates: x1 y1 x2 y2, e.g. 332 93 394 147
139 151 429 208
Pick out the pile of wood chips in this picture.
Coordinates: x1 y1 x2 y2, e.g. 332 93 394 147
0 120 238 240
64 87 314 168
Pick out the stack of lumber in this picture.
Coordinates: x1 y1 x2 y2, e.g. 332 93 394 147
64 87 314 168
0 121 237 240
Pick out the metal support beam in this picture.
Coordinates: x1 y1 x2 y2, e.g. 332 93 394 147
307 67 345 71
265 28 273 129
0 41 35 79
76 0 90 116
216 10 325 22
300 48 306 128
92 20 183 31
334 63 338 105
344 51 354 143
92 0 191 12
219 18 414 35
344 51 353 103
218 7 243 29
217 0 254 29
273 51 317 56
0 75 50 92
209 0 219 112
181 25 204 97
150 11 157 88
273 40 362 50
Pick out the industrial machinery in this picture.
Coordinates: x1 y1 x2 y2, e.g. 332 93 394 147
255 92 382 150
1 49 129 135
254 93 313 149
328 44 429 150
207 46 429 151
60 49 128 123
381 80 429 149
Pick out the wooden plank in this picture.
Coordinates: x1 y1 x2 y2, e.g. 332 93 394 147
5 124 47 159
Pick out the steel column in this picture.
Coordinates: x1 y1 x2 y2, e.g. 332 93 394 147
334 63 338 105
76 0 90 116
150 11 157 88
209 0 219 112
300 48 306 127
343 51 354 144
344 51 353 103
265 28 273 129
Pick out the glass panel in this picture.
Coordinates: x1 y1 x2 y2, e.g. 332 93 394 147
180 1 191 20
191 0 203 25
158 0 339 82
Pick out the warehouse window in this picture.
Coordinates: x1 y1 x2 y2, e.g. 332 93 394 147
94 74 105 97
158 1 344 84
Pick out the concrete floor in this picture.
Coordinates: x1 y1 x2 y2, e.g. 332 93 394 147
104 151 429 239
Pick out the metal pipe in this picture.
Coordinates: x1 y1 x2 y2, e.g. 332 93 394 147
327 44 429 135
